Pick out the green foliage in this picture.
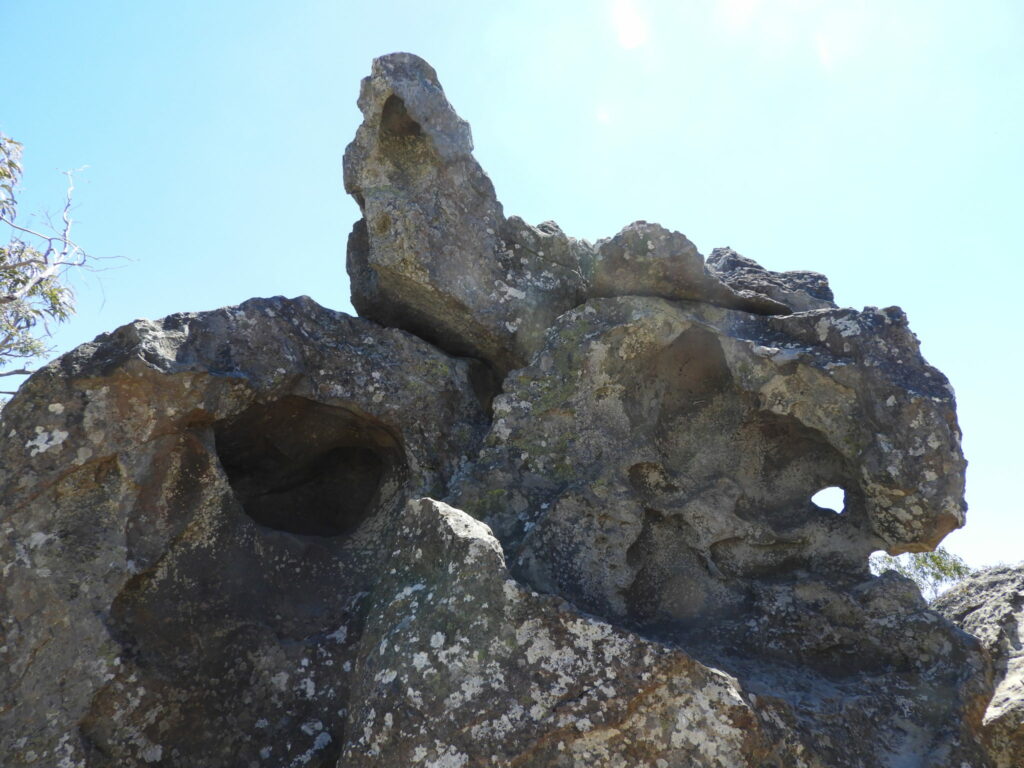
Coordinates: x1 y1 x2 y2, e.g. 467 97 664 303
1 133 82 389
870 546 973 601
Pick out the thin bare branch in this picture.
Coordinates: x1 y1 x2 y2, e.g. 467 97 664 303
1 215 78 249
1 137 103 370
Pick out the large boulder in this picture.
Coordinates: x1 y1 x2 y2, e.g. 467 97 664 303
344 54 788 376
452 295 983 764
0 296 489 767
935 566 1024 768
0 53 994 767
343 498 792 767
706 246 836 312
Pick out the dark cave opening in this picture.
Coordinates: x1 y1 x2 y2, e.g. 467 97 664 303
214 396 405 536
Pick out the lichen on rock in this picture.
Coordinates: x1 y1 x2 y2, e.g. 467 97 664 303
935 565 1024 768
0 52 1005 768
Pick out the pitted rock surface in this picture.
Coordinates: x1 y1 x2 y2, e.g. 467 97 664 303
343 498 792 767
935 566 1024 768
0 52 994 767
0 296 488 767
706 247 836 312
344 54 789 376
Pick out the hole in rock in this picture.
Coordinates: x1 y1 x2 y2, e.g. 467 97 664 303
812 486 846 514
214 396 405 536
380 94 423 138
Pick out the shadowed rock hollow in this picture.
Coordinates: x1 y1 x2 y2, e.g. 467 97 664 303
0 52 1006 767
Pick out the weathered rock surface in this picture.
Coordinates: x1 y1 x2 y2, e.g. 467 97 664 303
452 294 983 764
935 566 1024 767
344 498 794 767
707 247 836 312
0 52 995 767
344 54 789 376
0 297 489 767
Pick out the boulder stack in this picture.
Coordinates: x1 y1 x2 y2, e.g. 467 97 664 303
0 53 999 767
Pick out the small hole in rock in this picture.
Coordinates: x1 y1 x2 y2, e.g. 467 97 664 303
380 94 423 138
214 396 405 536
811 486 845 514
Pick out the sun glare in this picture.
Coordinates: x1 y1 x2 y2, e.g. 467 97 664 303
610 0 650 50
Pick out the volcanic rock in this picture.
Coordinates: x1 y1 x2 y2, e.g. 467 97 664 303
707 246 836 312
935 566 1024 768
0 297 489 767
344 54 789 376
0 52 995 767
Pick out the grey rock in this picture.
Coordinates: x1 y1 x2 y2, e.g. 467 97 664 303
457 297 965 564
0 52 993 768
0 296 488 767
592 222 791 314
707 247 836 312
935 566 1024 767
452 294 981 765
343 54 506 366
342 497 989 767
343 497 794 767
344 54 790 377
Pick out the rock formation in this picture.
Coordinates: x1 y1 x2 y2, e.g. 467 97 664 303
935 566 1024 768
0 52 1003 767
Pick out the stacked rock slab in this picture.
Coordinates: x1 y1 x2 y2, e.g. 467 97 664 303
0 52 995 767
935 566 1024 767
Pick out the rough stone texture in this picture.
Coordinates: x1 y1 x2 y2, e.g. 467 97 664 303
344 55 789 376
707 247 836 312
452 294 983 765
0 52 996 767
344 498 796 767
0 296 489 767
591 223 790 315
455 296 966 566
935 566 1024 767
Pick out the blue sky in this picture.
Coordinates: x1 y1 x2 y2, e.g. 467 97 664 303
3 0 1022 567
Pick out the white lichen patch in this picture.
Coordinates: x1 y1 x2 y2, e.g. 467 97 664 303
494 280 527 303
140 744 163 763
326 624 348 644
833 316 862 337
423 744 469 768
25 427 69 456
27 531 52 549
290 731 332 767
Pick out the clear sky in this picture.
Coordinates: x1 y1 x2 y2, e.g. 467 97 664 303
3 0 1022 568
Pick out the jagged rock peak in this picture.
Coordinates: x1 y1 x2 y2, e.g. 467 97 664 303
343 52 798 376
707 246 836 311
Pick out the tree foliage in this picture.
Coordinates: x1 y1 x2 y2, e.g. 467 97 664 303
1 133 85 391
870 546 973 601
